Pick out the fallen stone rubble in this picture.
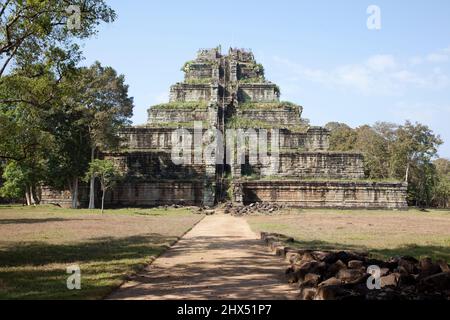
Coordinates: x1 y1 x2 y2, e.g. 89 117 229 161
262 232 450 300
224 202 284 216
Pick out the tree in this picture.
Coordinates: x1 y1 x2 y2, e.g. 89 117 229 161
326 122 358 152
84 159 122 213
326 120 443 207
392 121 442 182
71 62 134 209
0 0 115 77
354 125 390 179
433 158 450 208
0 0 117 206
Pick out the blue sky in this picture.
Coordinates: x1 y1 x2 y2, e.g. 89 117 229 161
82 0 450 158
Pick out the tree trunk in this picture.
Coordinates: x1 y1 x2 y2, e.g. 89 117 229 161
88 146 96 209
72 177 79 209
31 185 40 205
101 190 105 214
405 162 410 183
29 185 37 206
25 188 31 206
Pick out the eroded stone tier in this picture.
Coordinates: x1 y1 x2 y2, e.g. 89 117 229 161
241 181 408 209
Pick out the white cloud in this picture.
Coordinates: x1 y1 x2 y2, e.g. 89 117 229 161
427 53 449 63
273 48 450 96
367 54 396 72
390 102 449 123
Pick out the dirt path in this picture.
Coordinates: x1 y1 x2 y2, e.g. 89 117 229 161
108 214 297 300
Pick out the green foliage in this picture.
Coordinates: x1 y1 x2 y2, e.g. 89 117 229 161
239 101 300 111
0 0 116 77
84 160 122 187
84 159 123 212
432 158 450 208
226 116 309 133
239 77 265 84
0 162 28 199
274 85 281 97
327 123 358 152
327 121 444 207
181 61 195 73
253 63 265 76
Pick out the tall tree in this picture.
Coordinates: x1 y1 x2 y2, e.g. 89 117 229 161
326 122 358 152
70 62 134 209
0 0 117 206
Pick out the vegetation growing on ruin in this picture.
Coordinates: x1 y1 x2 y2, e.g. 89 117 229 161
226 116 310 133
238 77 265 84
181 60 196 73
182 60 219 73
184 78 214 84
146 121 209 128
238 101 300 111
274 85 281 97
151 101 209 110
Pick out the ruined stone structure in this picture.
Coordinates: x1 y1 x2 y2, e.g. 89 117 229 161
42 47 408 209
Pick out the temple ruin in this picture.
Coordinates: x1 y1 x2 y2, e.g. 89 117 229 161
42 47 408 209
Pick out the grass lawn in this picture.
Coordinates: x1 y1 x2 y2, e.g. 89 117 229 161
246 209 450 263
0 205 203 300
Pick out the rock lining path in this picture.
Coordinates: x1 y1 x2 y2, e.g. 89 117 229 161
108 214 297 300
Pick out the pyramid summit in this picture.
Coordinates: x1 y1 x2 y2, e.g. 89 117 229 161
42 47 408 209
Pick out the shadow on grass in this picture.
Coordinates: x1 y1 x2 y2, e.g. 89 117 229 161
0 234 178 300
287 239 450 262
0 218 83 225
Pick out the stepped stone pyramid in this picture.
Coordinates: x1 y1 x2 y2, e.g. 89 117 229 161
98 47 407 209
40 47 407 208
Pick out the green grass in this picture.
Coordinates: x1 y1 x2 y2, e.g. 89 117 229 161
246 209 450 263
0 205 203 300
238 101 300 111
226 116 309 133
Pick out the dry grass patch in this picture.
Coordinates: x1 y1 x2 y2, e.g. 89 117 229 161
246 209 450 263
0 205 202 300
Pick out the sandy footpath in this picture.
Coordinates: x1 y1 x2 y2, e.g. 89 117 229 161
108 214 297 300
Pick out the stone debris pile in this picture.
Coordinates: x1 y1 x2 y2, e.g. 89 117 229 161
262 233 450 300
224 202 284 216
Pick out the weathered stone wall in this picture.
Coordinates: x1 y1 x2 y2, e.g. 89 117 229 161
148 109 210 124
238 84 279 102
253 152 365 179
241 181 408 209
120 128 175 151
237 108 302 126
105 152 206 180
305 127 330 151
40 187 73 208
185 63 215 81
119 127 215 152
170 83 218 102
105 181 205 206
40 186 89 208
